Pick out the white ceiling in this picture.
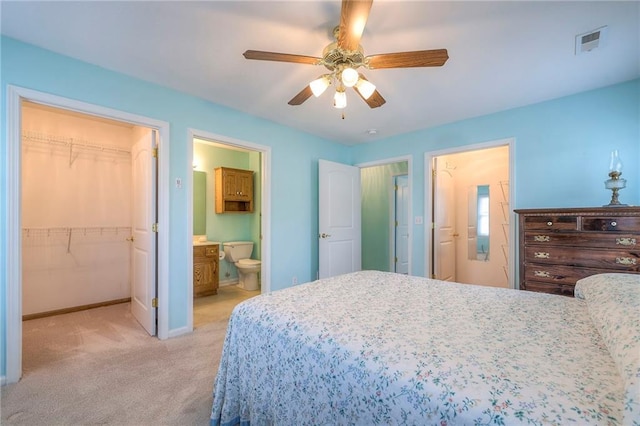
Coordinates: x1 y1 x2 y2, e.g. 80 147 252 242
2 1 638 145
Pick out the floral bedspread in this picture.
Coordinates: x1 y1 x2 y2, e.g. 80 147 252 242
211 270 633 425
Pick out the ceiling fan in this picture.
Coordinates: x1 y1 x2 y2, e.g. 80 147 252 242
243 0 449 110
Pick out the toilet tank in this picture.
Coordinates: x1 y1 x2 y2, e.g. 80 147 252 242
223 241 254 262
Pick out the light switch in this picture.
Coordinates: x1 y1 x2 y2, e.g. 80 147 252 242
414 216 423 225
175 178 182 188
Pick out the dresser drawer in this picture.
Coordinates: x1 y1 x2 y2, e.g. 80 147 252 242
523 263 622 285
582 216 640 232
524 246 640 270
522 281 576 297
523 231 639 249
523 215 578 231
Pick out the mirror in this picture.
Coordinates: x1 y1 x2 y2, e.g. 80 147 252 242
193 171 206 235
468 184 490 261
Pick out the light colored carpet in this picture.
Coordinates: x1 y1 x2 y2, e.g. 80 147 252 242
1 285 259 426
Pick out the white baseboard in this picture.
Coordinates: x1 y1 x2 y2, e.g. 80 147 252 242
167 325 191 339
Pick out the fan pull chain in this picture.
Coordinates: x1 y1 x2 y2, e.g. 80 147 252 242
342 111 345 120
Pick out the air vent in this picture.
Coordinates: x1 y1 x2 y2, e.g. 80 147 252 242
575 26 608 55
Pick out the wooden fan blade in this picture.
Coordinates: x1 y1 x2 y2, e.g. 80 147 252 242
354 74 385 108
337 0 373 52
243 50 321 65
288 85 314 106
366 49 449 69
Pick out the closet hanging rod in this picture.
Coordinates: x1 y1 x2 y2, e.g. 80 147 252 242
22 131 131 155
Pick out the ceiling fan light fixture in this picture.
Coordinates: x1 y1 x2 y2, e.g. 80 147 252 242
341 67 359 87
355 78 376 100
334 89 347 109
310 75 330 97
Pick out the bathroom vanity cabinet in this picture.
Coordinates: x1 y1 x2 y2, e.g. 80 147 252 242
215 167 254 213
193 243 219 297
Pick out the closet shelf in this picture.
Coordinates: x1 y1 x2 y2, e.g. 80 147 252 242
22 226 131 236
22 131 131 166
23 226 132 253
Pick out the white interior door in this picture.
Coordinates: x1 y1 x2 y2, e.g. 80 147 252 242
130 127 157 335
433 159 456 281
394 175 409 274
318 159 361 279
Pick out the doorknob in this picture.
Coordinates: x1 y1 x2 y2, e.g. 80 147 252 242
126 236 135 242
319 233 332 239
452 233 460 237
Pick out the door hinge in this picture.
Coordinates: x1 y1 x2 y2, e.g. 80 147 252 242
395 220 398 227
394 257 398 263
394 185 398 191
152 223 158 233
152 297 158 308
152 147 158 158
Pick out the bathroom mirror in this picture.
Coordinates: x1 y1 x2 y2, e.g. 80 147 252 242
193 171 206 235
468 184 490 261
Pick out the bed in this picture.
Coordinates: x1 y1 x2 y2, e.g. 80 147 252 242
210 271 639 425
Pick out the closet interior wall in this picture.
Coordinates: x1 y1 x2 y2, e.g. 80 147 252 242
21 102 135 316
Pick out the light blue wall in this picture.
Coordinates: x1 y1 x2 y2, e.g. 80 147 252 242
0 36 349 377
352 78 640 277
2 36 639 379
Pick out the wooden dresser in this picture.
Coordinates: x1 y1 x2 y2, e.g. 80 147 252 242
193 243 219 297
515 207 640 296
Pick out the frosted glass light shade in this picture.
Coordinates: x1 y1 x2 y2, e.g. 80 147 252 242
310 76 330 97
333 90 347 109
355 78 376 100
341 68 359 87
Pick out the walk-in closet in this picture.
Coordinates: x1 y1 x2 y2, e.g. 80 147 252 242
21 101 142 320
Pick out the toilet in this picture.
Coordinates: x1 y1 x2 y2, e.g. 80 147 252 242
223 241 261 291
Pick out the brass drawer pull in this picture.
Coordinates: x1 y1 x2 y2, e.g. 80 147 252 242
534 252 550 259
534 270 551 278
546 221 553 226
616 257 637 266
534 235 550 242
616 237 636 246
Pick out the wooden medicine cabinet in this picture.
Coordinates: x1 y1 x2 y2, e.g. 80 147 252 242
215 167 254 213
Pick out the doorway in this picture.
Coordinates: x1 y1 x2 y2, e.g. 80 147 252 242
427 139 514 288
187 129 271 331
359 160 410 273
5 85 170 384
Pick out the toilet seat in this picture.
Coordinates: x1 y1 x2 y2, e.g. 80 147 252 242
237 259 261 266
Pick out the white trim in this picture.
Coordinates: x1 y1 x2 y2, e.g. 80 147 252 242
167 326 191 339
356 155 413 276
187 128 272 332
424 138 516 286
5 85 171 384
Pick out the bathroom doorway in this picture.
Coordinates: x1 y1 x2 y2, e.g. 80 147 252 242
187 130 271 330
427 139 514 288
5 85 170 383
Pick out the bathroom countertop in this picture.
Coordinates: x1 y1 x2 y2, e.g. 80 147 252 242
193 241 221 247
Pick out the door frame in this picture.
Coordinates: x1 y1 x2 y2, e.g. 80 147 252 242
186 128 271 332
5 85 171 384
356 155 413 276
391 174 409 273
424 138 516 286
